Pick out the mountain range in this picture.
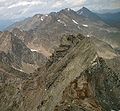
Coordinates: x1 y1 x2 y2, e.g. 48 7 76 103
97 12 120 29
6 7 120 53
0 20 14 31
0 7 120 111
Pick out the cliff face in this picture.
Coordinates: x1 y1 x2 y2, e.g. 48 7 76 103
0 31 47 73
0 34 120 111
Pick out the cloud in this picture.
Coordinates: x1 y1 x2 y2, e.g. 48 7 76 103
0 0 47 19
0 0 86 20
51 1 63 8
0 0 119 20
65 0 85 7
84 0 120 10
51 0 85 9
8 1 46 8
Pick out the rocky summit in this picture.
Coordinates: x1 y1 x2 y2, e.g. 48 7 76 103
0 34 119 111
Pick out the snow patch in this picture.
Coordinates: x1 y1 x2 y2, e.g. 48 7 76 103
67 8 70 11
91 55 97 64
57 19 66 26
80 11 83 15
41 15 48 21
19 69 24 72
82 24 88 27
91 62 97 66
78 26 81 30
100 28 111 33
57 19 61 22
106 29 111 33
41 16 44 21
110 89 112 91
72 19 78 24
31 49 38 52
87 35 90 37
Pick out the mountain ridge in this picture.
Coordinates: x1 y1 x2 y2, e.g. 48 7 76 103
97 12 120 29
5 7 120 55
0 33 120 111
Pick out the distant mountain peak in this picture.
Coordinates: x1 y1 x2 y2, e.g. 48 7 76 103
77 7 102 21
59 8 74 14
64 8 71 11
78 7 94 15
49 12 57 16
33 14 43 18
81 7 90 11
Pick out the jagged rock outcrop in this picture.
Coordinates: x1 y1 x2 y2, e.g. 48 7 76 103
37 34 120 111
53 57 120 111
0 34 120 111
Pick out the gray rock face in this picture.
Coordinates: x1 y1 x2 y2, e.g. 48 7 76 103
0 31 47 73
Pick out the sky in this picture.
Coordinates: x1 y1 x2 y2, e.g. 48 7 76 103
0 0 120 20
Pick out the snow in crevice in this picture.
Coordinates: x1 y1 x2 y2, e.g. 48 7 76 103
41 16 44 21
91 55 98 65
72 19 78 24
45 14 48 16
100 28 111 33
12 66 24 72
77 26 81 30
82 24 88 27
57 19 67 26
80 11 83 15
